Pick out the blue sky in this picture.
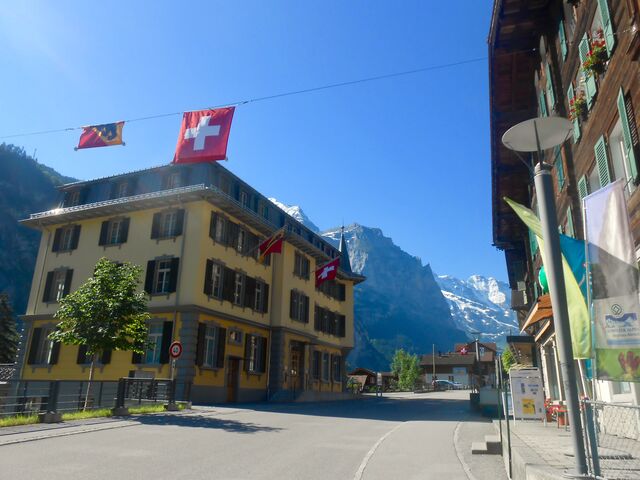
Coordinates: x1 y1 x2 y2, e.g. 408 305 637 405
0 1 506 282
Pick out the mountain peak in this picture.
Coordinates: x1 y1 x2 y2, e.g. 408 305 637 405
268 198 320 232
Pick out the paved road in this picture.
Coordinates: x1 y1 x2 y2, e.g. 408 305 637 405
0 391 507 480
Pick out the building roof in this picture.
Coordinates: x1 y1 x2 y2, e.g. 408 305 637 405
420 354 476 367
338 227 353 274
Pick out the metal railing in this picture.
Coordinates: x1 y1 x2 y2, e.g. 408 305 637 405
583 400 640 480
0 378 191 420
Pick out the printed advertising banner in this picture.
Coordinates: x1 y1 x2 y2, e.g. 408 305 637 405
509 368 545 420
584 180 640 382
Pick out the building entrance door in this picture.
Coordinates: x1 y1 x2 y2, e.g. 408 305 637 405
226 358 240 402
290 344 304 393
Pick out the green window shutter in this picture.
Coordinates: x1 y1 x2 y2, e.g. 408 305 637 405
617 87 639 182
539 91 548 117
555 147 565 190
559 20 568 61
528 229 539 255
594 135 611 187
579 34 598 109
578 175 589 200
546 64 555 109
566 206 575 238
597 0 615 55
568 84 581 142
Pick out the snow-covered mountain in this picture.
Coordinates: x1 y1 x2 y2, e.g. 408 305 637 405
268 199 513 369
268 198 319 232
435 275 518 345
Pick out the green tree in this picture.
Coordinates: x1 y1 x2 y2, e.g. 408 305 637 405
501 348 516 374
49 258 150 409
0 294 19 363
391 349 420 391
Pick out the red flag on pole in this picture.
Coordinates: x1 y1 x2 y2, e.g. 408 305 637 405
258 229 284 263
173 107 235 164
315 257 340 287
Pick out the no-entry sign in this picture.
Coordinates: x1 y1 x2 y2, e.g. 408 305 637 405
169 341 183 359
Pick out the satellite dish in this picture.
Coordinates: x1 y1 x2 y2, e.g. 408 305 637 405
502 117 573 153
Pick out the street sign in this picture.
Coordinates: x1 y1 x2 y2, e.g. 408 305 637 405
169 341 183 359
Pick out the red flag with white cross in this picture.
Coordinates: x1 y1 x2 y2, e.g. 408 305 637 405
315 257 340 287
173 107 235 164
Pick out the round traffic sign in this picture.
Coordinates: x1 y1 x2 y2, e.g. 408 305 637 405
169 341 183 359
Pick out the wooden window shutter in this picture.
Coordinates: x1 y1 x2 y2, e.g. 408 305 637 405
43 272 54 302
168 258 180 293
151 212 161 239
63 269 73 297
195 323 206 366
49 341 61 365
545 64 555 109
566 206 575 238
617 88 639 182
568 84 580 142
559 19 567 60
159 321 173 364
290 290 297 319
597 0 615 55
244 335 252 372
77 344 88 364
175 210 185 236
144 261 156 294
132 350 143 364
528 230 538 256
259 337 268 373
101 349 112 364
216 327 227 368
204 259 213 295
579 34 598 109
244 276 256 308
27 328 42 365
304 295 310 323
554 147 564 190
578 175 589 200
262 283 269 313
594 135 611 187
121 218 130 243
222 267 235 302
71 225 81 250
209 212 217 240
98 221 109 246
52 228 62 252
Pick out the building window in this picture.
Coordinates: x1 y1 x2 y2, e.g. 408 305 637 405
332 355 342 382
233 272 245 305
228 329 243 345
116 182 128 198
203 324 218 368
609 119 637 195
321 353 330 382
313 305 346 337
213 214 226 243
52 225 81 252
204 259 224 299
261 203 269 221
27 327 55 365
155 260 172 294
289 290 309 323
612 381 632 395
65 190 82 207
165 172 182 189
99 218 130 246
312 351 321 380
245 334 267 373
293 252 310 279
145 324 164 364
255 281 265 312
145 258 179 295
237 228 246 254
317 279 346 301
43 269 73 303
151 210 184 239
240 190 248 208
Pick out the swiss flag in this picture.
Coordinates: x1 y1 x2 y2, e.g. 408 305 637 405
315 257 340 287
173 107 235 164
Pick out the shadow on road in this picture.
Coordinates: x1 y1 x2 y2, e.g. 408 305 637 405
196 393 482 424
136 412 284 434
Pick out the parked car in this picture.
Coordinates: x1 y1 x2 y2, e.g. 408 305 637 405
434 380 463 391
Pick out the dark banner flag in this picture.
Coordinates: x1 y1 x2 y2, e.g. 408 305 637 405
76 122 125 150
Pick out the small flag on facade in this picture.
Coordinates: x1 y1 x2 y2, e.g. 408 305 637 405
258 229 285 263
76 122 125 150
173 107 235 164
315 257 340 287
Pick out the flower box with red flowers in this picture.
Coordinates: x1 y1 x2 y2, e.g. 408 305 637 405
583 29 608 76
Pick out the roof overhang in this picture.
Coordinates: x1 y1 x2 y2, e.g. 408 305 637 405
520 293 552 332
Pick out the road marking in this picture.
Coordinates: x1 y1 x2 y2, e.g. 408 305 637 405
453 421 480 480
353 422 404 480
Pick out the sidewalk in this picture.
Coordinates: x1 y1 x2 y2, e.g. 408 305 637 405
495 418 640 480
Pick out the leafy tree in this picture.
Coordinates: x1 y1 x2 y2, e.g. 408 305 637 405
501 348 516 374
0 294 19 363
49 258 150 409
391 349 420 391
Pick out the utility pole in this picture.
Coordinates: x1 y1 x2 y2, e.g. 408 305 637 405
432 343 436 380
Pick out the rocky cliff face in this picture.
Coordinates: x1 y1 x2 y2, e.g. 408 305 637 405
0 144 75 316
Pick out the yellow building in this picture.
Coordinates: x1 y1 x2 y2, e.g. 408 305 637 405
17 162 364 403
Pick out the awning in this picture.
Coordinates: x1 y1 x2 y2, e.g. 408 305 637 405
520 294 552 332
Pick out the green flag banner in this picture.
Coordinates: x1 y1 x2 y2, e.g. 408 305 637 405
505 198 592 358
